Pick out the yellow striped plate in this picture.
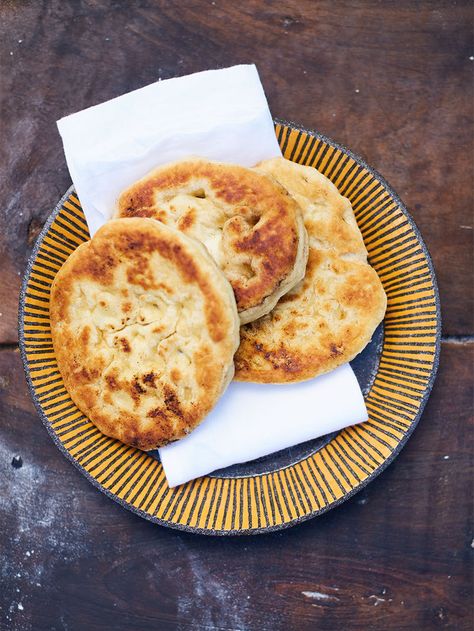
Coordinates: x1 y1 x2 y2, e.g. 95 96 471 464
19 122 441 534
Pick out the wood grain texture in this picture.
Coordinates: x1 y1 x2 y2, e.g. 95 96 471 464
0 0 473 343
0 1 473 629
0 343 472 630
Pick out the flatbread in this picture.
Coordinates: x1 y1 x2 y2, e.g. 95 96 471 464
116 158 308 324
50 218 240 449
234 157 387 383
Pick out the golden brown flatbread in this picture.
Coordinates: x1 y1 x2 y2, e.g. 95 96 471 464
115 158 308 324
50 218 239 449
234 157 387 383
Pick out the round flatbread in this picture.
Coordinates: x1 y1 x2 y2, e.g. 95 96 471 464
50 218 240 449
234 157 387 383
115 158 308 324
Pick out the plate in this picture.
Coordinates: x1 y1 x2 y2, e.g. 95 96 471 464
19 122 441 535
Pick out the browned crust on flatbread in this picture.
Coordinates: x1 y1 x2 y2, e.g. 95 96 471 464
50 218 239 449
234 157 387 383
235 250 386 382
116 159 306 318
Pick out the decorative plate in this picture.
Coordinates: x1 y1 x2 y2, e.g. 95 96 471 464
19 121 441 535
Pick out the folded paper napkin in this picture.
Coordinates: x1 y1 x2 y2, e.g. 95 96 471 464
160 365 366 487
57 64 368 488
57 65 281 236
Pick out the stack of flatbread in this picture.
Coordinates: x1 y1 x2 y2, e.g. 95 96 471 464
50 157 386 450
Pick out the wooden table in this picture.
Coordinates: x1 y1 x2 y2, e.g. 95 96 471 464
1 2 472 629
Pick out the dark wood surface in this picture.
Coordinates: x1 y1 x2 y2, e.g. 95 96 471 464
1 1 472 630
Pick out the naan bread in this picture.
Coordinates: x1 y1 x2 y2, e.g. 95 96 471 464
234 157 387 383
116 158 308 324
50 218 239 449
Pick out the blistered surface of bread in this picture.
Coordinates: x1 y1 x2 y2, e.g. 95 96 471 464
116 159 308 324
50 218 240 449
234 158 387 383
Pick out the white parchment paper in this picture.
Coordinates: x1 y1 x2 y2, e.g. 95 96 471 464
57 64 368 487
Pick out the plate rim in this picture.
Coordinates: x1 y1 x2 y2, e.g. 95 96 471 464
18 121 442 535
